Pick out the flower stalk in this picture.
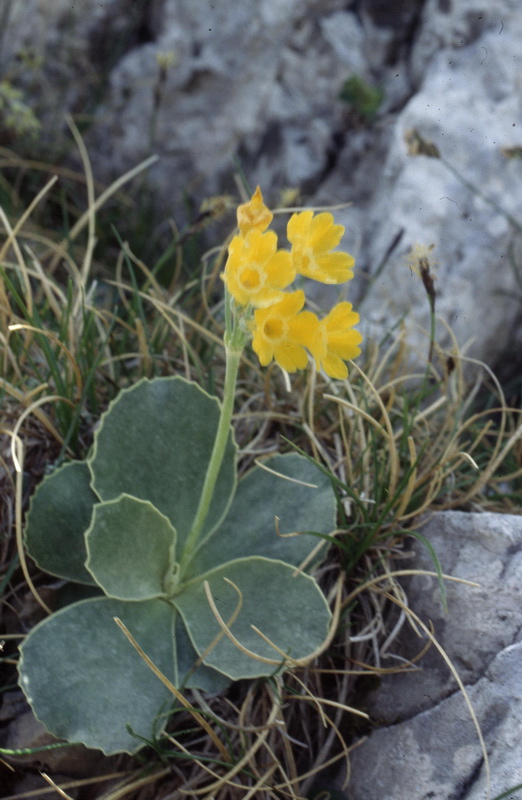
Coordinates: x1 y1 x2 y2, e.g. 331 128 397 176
179 295 244 576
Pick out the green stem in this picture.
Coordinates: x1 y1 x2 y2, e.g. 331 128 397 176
179 342 242 575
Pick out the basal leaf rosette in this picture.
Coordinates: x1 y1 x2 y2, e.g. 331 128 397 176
20 379 337 754
19 189 352 756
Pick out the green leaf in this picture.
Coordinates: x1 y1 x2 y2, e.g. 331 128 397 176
174 615 231 693
19 597 176 755
85 495 177 600
89 377 237 553
24 461 99 585
188 453 336 576
176 557 331 680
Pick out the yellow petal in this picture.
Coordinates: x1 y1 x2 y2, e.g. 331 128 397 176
274 341 309 372
309 213 344 252
269 289 306 317
289 310 320 349
237 186 273 235
324 302 360 330
264 250 296 288
287 210 313 243
328 331 363 360
321 353 348 380
252 330 275 365
247 228 278 262
228 233 245 255
223 229 294 307
315 252 355 283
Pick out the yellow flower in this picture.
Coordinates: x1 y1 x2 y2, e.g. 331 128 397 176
287 210 355 284
237 186 273 235
251 291 319 372
223 229 295 308
308 302 362 380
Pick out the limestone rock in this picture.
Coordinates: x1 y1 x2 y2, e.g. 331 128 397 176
1 0 147 142
348 642 522 800
346 511 522 800
366 511 522 722
322 0 522 369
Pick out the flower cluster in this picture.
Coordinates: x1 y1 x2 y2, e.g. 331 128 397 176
222 187 362 379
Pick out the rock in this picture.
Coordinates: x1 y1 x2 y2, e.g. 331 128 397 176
85 0 360 203
347 642 522 800
322 0 522 370
4 698 120 776
346 511 522 800
2 0 133 140
366 511 522 722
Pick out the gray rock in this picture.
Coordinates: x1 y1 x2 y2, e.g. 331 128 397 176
322 0 522 369
86 0 357 200
366 511 522 722
347 511 522 800
348 642 522 800
1 0 133 138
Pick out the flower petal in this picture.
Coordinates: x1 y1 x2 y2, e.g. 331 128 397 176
325 302 359 326
252 332 275 366
314 252 355 283
288 311 320 349
251 291 308 371
307 302 363 378
237 186 273 235
264 250 296 289
222 230 294 307
321 353 348 380
288 210 354 284
287 210 313 244
308 213 344 253
328 330 363 360
274 341 309 372
270 289 306 316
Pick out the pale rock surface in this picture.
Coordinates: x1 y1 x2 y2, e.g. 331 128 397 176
321 0 522 368
346 511 522 800
0 0 146 138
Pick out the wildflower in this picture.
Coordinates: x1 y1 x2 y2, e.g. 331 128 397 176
308 302 362 380
287 211 355 284
237 186 273 235
222 229 294 308
251 291 319 373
